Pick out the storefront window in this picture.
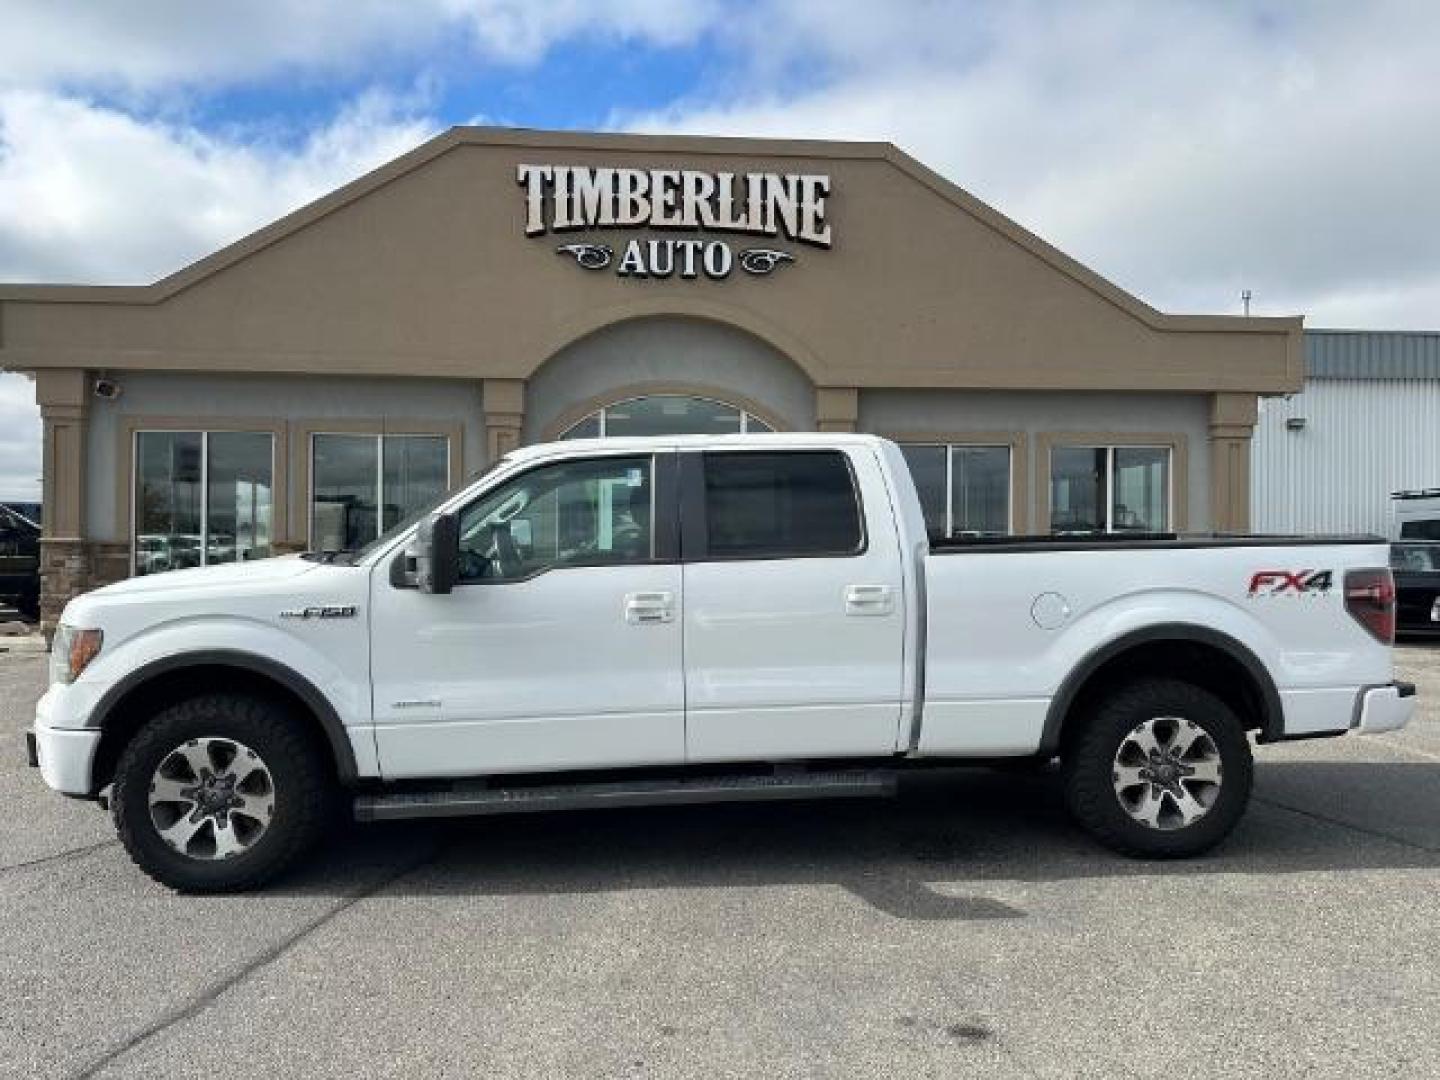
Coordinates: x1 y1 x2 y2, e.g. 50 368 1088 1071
1049 447 1106 533
382 435 449 532
900 445 947 538
134 430 273 576
206 432 275 566
953 447 1011 535
1112 448 1170 532
899 443 1012 538
560 394 774 438
311 433 449 551
1049 445 1170 533
312 435 377 552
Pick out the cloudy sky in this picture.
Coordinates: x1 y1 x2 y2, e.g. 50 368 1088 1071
2 0 1438 499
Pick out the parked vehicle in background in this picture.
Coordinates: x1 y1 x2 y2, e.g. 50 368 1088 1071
1390 541 1440 637
28 435 1415 892
0 503 40 619
4 501 41 525
1392 489 1440 540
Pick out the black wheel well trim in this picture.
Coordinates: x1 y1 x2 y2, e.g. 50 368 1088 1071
1039 623 1284 755
89 649 359 782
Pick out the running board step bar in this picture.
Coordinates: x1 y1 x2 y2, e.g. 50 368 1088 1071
354 769 897 822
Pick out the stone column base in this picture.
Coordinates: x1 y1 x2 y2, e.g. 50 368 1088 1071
39 537 91 641
38 540 136 641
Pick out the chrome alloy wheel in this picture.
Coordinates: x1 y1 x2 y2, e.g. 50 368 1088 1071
147 737 276 860
1111 716 1223 831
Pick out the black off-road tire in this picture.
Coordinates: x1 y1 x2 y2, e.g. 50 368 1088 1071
112 693 334 892
1061 678 1254 858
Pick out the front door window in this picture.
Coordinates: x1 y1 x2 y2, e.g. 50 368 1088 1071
456 456 653 581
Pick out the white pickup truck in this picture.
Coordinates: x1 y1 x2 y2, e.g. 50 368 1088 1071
30 434 1414 891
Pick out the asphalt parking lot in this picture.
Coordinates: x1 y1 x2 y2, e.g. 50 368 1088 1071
3 646 1438 1080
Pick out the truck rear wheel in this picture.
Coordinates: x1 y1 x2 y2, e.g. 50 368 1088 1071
111 693 334 892
1062 678 1253 858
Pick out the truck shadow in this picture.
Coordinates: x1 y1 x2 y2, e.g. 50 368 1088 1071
282 760 1440 921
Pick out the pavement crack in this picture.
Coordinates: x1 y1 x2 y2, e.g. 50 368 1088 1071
1255 795 1440 855
69 843 444 1080
0 838 117 874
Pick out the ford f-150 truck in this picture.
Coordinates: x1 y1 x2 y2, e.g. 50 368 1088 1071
29 435 1415 891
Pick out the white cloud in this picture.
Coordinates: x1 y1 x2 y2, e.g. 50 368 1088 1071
621 0 1440 329
457 0 724 63
0 87 439 283
0 1 722 92
0 374 41 501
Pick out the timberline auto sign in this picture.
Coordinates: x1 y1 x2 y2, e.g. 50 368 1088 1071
517 164 832 280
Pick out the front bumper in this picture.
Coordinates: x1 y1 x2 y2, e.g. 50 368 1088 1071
29 687 102 796
1354 681 1416 735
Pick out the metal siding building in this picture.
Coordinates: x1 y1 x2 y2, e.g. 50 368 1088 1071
1253 331 1440 535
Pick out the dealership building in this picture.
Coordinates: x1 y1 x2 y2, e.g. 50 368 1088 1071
0 128 1302 630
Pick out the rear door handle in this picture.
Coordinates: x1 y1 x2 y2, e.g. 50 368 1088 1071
844 584 895 616
624 591 675 624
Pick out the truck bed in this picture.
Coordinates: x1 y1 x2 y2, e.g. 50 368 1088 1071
917 533 1395 756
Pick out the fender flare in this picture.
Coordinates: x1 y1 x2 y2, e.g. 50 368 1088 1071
89 649 359 782
1038 622 1284 755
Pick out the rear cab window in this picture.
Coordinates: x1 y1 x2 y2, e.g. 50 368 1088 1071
699 450 865 559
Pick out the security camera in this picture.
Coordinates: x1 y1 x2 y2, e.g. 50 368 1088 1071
93 378 122 400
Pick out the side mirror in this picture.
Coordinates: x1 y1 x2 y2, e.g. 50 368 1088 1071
414 512 459 594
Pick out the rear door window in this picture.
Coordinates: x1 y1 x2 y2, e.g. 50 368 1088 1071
700 450 864 559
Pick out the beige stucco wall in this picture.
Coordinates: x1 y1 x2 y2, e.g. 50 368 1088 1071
0 129 1301 395
524 316 816 441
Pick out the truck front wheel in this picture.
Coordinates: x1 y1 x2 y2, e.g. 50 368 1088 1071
1062 678 1253 858
111 693 334 892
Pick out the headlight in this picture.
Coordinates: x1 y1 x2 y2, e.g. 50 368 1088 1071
50 625 103 685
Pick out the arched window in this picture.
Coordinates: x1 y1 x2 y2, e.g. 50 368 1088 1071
559 394 775 439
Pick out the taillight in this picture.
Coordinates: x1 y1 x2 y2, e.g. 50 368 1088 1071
1345 568 1396 644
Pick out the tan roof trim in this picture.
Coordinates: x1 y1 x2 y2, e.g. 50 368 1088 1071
0 125 1302 337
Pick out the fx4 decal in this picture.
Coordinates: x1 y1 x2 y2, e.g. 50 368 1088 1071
1247 569 1334 596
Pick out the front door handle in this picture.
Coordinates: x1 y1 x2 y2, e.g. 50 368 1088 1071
844 584 895 616
624 591 675 624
